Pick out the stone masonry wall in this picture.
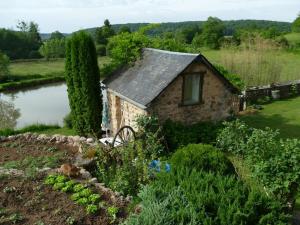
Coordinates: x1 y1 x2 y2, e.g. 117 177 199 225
148 61 240 125
107 90 148 135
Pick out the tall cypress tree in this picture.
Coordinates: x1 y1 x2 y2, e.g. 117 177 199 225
65 31 102 136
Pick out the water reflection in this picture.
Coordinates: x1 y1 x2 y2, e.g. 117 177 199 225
0 82 70 129
0 99 20 129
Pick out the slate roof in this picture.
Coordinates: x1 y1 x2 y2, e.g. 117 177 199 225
103 48 239 109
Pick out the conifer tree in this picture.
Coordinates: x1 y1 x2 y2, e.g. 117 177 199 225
65 31 102 136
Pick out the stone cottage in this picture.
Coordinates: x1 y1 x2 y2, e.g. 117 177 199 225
103 48 240 135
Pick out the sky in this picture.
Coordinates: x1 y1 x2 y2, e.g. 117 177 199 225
0 0 299 33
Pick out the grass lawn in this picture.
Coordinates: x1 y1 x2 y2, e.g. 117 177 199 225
10 57 111 76
239 96 300 139
37 127 77 136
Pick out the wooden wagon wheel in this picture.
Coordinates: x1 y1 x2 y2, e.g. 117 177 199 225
112 126 136 147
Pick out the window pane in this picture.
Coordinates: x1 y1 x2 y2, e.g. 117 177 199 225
184 74 201 105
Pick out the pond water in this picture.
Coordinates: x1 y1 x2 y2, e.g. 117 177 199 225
0 82 70 129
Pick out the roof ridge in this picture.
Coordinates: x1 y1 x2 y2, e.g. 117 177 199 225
144 48 200 56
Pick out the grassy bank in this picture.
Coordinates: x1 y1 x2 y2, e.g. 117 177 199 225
0 75 65 92
0 124 76 137
1 57 111 92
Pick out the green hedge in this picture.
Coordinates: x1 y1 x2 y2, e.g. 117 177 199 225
163 119 223 151
0 75 65 92
171 144 235 175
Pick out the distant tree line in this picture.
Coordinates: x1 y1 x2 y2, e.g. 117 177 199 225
39 31 66 59
0 21 42 60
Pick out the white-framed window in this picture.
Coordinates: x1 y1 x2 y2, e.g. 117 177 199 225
183 73 203 105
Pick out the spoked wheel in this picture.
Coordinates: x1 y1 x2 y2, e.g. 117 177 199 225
112 126 136 148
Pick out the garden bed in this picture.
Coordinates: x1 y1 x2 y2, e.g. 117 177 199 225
0 138 77 166
0 135 130 225
0 177 126 225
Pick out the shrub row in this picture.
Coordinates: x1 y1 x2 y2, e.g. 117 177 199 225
217 120 300 205
0 75 65 92
124 144 289 225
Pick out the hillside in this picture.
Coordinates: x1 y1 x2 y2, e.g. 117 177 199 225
40 19 292 39
86 19 291 36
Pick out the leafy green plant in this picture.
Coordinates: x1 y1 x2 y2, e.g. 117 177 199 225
95 141 150 196
79 188 93 198
86 204 98 214
107 206 119 223
70 193 81 201
73 184 85 193
76 197 89 206
55 175 68 183
89 194 101 204
9 213 23 224
44 174 57 185
66 216 76 225
53 182 65 191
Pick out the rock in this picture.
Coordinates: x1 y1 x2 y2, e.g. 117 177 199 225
38 167 52 173
78 144 83 153
79 137 87 142
61 136 68 143
89 178 98 183
0 167 24 176
86 138 94 143
50 136 57 142
0 136 6 142
37 134 47 141
23 132 32 140
125 195 133 202
79 168 92 179
74 154 96 168
73 136 81 143
30 133 38 140
7 136 16 141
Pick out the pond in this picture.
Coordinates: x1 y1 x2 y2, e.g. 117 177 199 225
0 82 70 129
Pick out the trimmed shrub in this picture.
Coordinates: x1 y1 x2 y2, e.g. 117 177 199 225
163 119 223 151
171 144 235 175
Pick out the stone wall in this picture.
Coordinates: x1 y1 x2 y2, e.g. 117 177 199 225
107 90 148 135
245 80 300 103
148 61 240 124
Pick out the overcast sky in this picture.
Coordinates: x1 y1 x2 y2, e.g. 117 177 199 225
0 0 299 33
